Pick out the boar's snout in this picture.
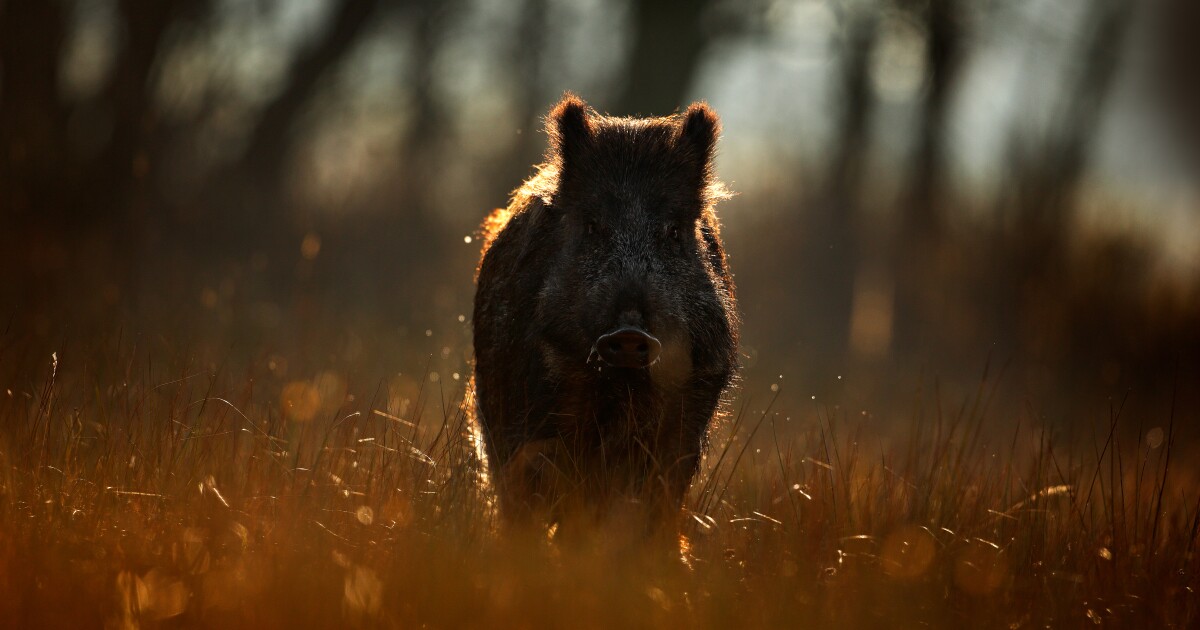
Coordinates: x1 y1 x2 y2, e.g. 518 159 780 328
592 327 662 369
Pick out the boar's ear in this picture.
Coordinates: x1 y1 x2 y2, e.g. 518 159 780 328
546 93 593 179
678 102 720 176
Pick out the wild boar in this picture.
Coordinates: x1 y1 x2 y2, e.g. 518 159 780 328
472 94 738 532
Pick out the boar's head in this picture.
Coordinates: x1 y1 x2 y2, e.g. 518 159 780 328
533 95 734 388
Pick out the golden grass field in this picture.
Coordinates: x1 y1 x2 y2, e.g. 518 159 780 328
0 332 1196 629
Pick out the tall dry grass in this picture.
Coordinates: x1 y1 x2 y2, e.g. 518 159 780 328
0 335 1196 629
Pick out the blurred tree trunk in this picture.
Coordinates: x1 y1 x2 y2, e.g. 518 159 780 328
893 0 963 357
395 0 449 229
196 0 381 287
238 0 381 197
0 0 71 324
485 0 550 205
1153 0 1200 167
370 0 457 319
616 0 710 115
299 0 460 321
994 0 1133 361
1014 2 1131 232
798 11 878 372
512 0 549 173
84 0 209 304
1 0 210 309
0 1 70 222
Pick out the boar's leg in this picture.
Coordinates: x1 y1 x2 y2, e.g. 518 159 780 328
495 438 576 531
652 384 724 525
639 383 726 533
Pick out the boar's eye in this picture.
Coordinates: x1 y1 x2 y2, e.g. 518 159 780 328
666 224 681 242
587 220 597 236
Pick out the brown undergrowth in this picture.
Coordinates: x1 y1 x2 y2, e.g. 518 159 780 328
0 336 1196 628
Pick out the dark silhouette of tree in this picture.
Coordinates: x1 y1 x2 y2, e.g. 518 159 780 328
1 0 209 226
498 0 549 188
394 0 452 228
323 0 463 322
2 0 212 308
1013 2 1132 233
0 1 69 220
893 0 965 357
94 1 211 291
191 0 384 263
993 0 1133 360
1153 0 1200 167
796 9 878 370
616 0 711 116
183 0 385 291
236 0 382 196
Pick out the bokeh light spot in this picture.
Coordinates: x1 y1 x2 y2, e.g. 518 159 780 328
300 232 321 260
881 525 937 580
281 381 321 422
954 540 1008 595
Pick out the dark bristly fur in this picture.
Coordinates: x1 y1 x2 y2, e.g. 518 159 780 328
471 93 739 532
